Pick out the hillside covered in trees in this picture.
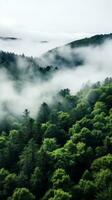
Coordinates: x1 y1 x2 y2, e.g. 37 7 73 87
0 33 112 75
0 78 112 199
0 51 58 81
40 33 112 68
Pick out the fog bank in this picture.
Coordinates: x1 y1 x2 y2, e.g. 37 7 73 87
0 40 112 119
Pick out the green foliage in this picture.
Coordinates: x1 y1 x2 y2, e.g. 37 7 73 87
96 186 112 200
51 168 71 190
37 103 50 124
91 154 112 171
10 188 35 200
0 78 112 199
18 139 38 177
42 138 58 152
49 189 71 200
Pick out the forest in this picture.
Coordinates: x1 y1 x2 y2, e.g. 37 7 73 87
0 77 112 199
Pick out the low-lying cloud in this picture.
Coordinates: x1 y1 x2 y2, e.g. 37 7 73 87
0 39 112 120
0 27 82 57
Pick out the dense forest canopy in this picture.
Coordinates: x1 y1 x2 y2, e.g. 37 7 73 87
0 34 112 199
0 77 112 199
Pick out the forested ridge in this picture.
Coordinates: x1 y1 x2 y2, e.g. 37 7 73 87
0 78 112 199
1 33 112 72
40 33 112 68
0 51 58 80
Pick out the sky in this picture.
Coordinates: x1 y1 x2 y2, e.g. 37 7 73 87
0 0 112 56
